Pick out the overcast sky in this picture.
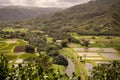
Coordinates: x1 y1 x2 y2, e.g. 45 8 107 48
0 0 91 8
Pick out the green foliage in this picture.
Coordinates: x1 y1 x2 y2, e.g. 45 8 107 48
25 45 35 53
46 43 62 53
45 43 68 66
48 50 59 57
53 55 68 66
67 36 80 43
0 0 120 37
0 54 9 80
0 54 78 80
61 40 68 47
80 39 90 48
90 61 120 80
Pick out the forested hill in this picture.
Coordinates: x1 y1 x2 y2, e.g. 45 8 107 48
0 5 62 21
0 0 120 37
30 0 120 36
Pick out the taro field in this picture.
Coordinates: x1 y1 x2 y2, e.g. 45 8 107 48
0 38 37 64
68 33 120 78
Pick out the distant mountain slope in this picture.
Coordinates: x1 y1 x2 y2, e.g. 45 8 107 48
32 0 120 36
0 0 120 37
0 5 62 21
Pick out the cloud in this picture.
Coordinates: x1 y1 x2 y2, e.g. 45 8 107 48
0 0 11 4
0 0 91 7
59 0 91 3
10 0 27 5
59 0 80 3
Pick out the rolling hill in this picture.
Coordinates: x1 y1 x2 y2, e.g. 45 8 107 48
0 5 62 21
30 0 120 36
0 0 120 37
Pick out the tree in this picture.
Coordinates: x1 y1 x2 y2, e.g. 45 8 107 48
90 61 120 80
80 39 90 48
0 54 9 80
60 40 68 47
25 45 35 53
48 50 59 57
0 54 80 80
53 55 68 66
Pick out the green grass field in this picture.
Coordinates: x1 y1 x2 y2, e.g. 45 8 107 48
0 33 120 79
62 33 120 79
60 48 81 76
71 33 120 52
0 39 28 59
2 27 28 32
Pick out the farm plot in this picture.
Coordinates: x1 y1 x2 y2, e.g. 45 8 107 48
101 48 117 53
0 39 28 55
73 48 103 60
73 48 85 52
2 27 28 32
0 43 17 54
68 43 82 48
0 41 7 49
100 48 120 60
6 39 17 43
100 53 120 60
77 52 103 60
73 48 101 52
14 46 26 53
95 61 110 64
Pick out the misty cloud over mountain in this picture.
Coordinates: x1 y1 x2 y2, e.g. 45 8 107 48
0 0 90 7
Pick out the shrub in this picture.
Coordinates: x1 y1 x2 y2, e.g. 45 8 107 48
25 45 35 53
53 55 68 66
60 40 68 47
90 61 120 80
67 37 80 43
48 50 59 57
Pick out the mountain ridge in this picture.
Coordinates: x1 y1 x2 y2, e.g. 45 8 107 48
32 0 120 36
0 0 120 37
0 5 62 21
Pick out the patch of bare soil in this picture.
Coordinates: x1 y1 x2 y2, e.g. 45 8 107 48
14 46 25 53
6 39 18 43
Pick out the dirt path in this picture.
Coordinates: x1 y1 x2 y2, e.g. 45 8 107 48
73 49 86 80
65 57 75 77
65 56 86 80
78 58 86 80
69 48 86 80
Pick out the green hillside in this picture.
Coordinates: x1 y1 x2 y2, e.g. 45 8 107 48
0 0 120 38
33 0 120 36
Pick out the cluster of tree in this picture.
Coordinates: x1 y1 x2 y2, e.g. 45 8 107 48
0 31 25 39
46 43 68 66
67 36 80 43
0 26 69 66
53 55 68 66
0 0 120 38
60 40 68 47
0 54 80 80
80 39 90 48
25 45 35 53
89 61 120 80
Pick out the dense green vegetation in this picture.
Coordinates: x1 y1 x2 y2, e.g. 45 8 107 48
0 54 79 80
0 0 120 40
71 33 120 53
90 61 120 80
0 0 120 80
25 45 35 53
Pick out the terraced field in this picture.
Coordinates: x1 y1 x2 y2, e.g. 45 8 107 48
73 47 120 78
0 38 37 63
68 34 120 79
